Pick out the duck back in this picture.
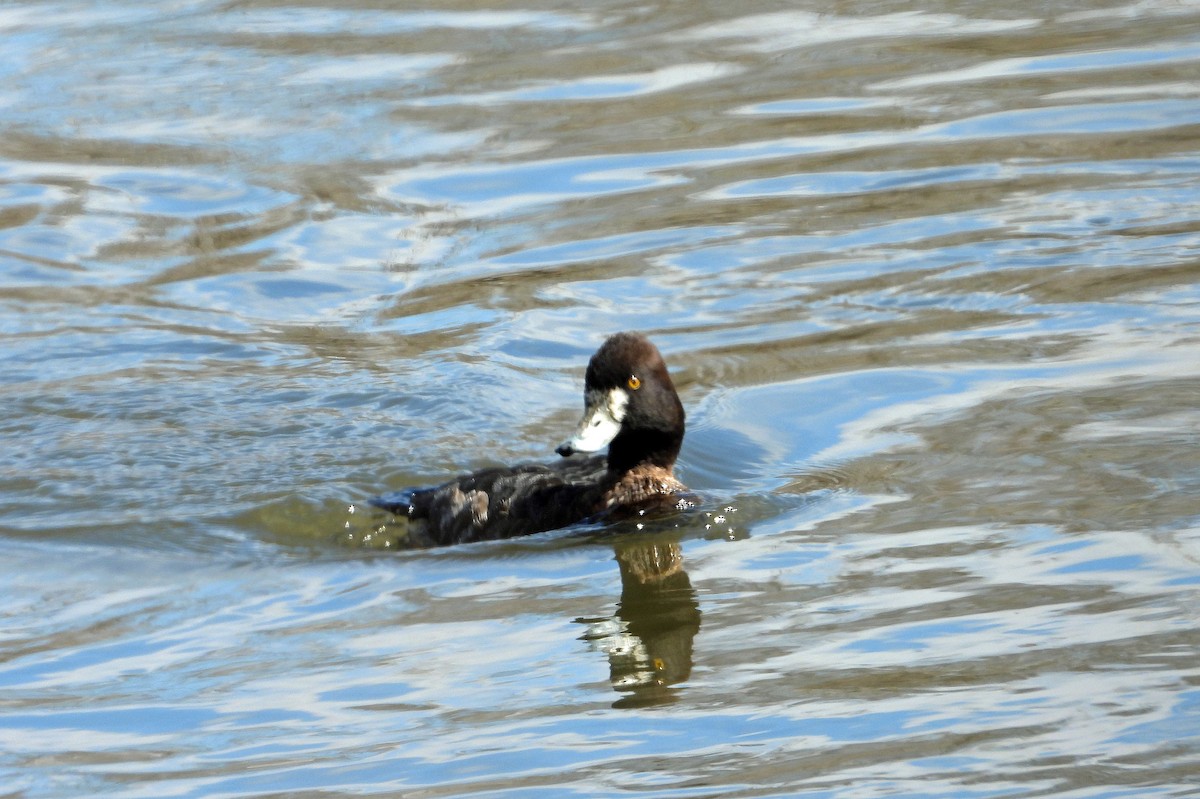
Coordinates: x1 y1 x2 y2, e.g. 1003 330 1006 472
374 456 609 545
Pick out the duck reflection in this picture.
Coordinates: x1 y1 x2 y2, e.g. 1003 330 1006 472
579 534 701 708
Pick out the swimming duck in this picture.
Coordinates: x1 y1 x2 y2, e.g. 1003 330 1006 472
372 332 689 546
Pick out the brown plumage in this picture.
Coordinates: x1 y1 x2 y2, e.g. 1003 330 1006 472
372 332 690 546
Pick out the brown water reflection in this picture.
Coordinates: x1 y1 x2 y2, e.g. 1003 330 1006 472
580 536 701 708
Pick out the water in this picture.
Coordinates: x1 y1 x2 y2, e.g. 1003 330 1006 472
2 0 1199 796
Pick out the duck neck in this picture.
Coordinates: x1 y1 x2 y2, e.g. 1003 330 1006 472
605 428 680 475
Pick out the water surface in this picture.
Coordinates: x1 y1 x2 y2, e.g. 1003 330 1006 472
2 1 1199 796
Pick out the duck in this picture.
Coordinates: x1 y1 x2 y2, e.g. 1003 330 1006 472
372 332 690 546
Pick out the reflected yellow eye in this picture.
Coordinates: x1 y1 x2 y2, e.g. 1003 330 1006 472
627 375 641 390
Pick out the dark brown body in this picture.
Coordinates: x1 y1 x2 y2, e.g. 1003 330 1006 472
375 456 686 546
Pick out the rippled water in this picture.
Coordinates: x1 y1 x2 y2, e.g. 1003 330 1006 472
3 1 1200 796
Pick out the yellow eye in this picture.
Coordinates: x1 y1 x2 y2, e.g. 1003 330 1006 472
627 375 641 390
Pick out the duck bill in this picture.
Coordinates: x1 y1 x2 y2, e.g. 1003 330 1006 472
556 388 627 456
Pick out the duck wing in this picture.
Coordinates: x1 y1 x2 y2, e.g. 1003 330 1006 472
372 456 609 545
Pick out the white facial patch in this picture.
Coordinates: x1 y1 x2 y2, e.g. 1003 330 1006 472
558 388 628 454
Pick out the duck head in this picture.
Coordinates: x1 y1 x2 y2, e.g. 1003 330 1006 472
556 332 685 473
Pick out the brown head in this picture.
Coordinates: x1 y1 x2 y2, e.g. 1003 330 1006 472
556 332 685 473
